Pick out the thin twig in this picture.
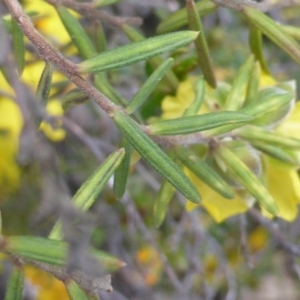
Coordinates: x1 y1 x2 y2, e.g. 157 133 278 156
46 0 143 27
249 208 300 257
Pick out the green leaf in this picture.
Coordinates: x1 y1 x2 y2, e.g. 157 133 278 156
94 74 128 107
36 63 53 104
113 138 131 199
153 179 175 228
11 18 25 74
237 125 300 150
49 149 125 240
148 111 253 135
183 77 205 117
249 25 269 73
4 267 24 300
242 6 300 66
56 5 96 59
214 144 278 215
94 22 107 53
157 1 217 34
281 24 300 41
186 0 216 87
241 87 293 126
126 58 174 114
121 24 179 91
4 236 126 272
66 280 89 300
113 110 201 204
244 61 261 107
77 31 199 73
94 0 121 7
224 55 255 110
62 88 89 110
252 141 300 165
175 146 234 199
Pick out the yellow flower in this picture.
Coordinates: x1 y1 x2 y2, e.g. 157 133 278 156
23 0 72 46
136 245 162 286
0 96 23 195
160 77 300 223
39 100 66 141
0 0 69 194
25 265 69 300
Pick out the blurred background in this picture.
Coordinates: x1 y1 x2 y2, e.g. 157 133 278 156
1 0 300 299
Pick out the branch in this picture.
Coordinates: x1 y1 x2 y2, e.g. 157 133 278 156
46 0 143 27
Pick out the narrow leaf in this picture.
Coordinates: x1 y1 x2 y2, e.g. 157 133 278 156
11 18 25 74
183 77 205 117
49 148 125 240
4 236 126 271
241 87 293 126
94 74 128 107
242 6 300 66
4 267 24 300
157 1 217 34
113 110 201 204
153 180 175 228
113 138 131 199
62 88 89 110
94 0 121 7
249 25 269 73
186 0 216 87
94 22 107 53
205 88 292 137
148 111 253 135
66 280 89 300
214 144 278 215
121 24 179 91
225 55 255 110
36 63 53 104
244 61 261 107
237 125 300 150
252 141 300 165
281 24 300 41
73 148 125 210
175 146 234 199
126 58 174 114
56 5 96 59
77 31 199 73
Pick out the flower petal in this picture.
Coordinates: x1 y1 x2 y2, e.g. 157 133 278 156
185 169 248 223
264 157 300 221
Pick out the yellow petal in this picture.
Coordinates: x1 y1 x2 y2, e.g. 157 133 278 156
264 156 300 221
39 100 66 142
0 98 23 194
276 101 300 139
21 59 65 96
0 72 14 95
24 0 72 45
185 169 248 223
259 71 277 88
25 265 69 300
161 78 195 119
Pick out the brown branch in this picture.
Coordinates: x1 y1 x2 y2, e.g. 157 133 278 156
46 0 143 27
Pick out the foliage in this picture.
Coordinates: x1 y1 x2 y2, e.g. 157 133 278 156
1 0 300 299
